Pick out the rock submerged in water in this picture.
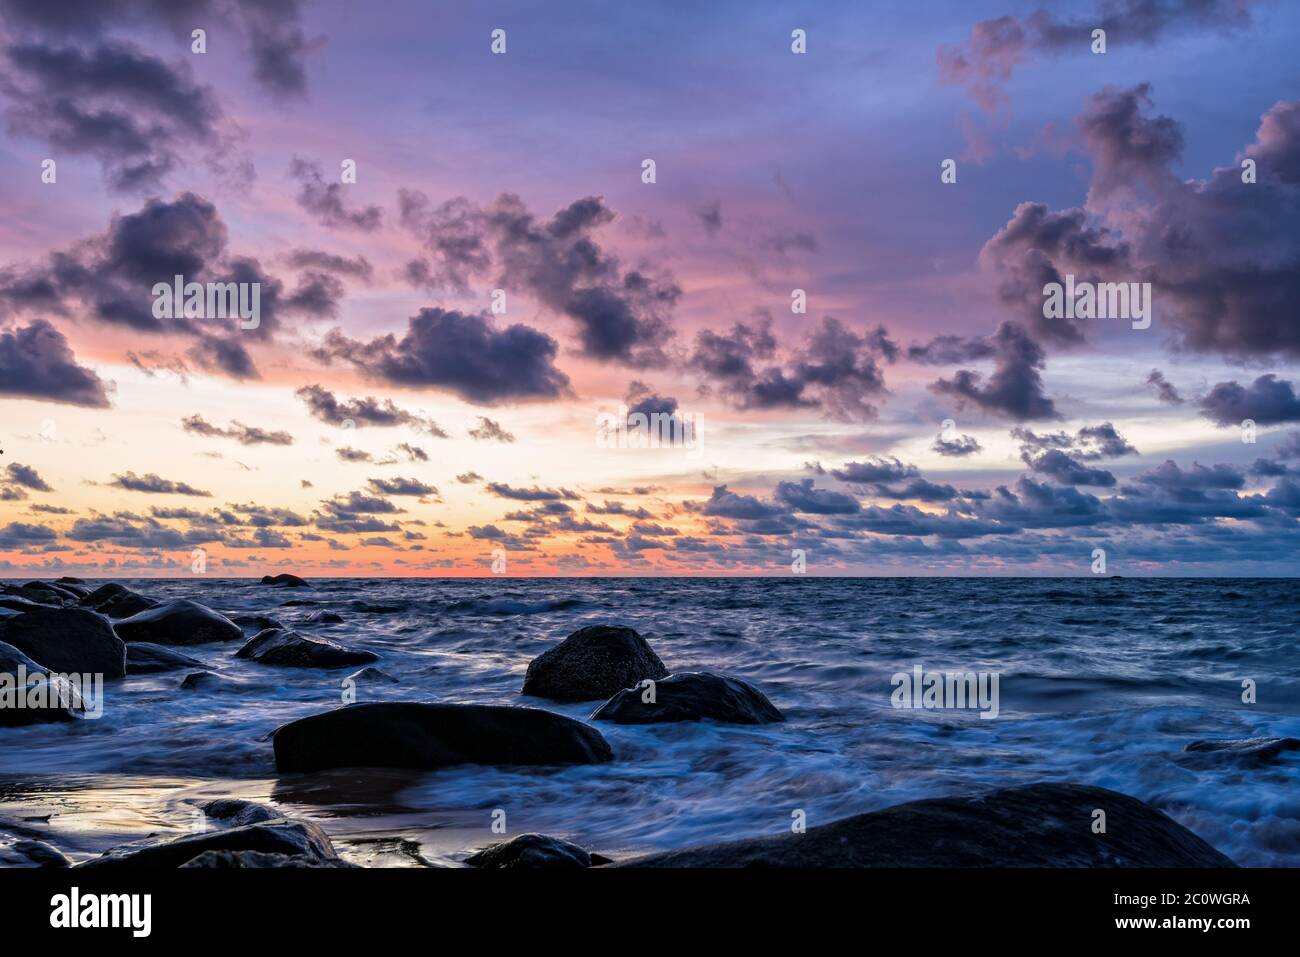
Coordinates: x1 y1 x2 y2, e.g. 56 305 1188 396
522 624 668 703
0 838 72 868
347 666 398 684
466 833 611 869
273 702 614 773
592 671 784 725
0 606 127 678
77 800 341 868
236 628 380 668
616 783 1236 868
180 849 356 868
113 599 242 646
125 642 205 675
261 573 309 587
0 641 83 726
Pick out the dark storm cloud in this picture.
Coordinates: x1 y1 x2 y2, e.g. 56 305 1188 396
285 249 374 283
4 463 52 491
468 417 515 443
0 194 338 381
938 2 1258 110
932 431 982 457
0 320 112 407
295 384 448 436
978 201 1130 344
930 322 1057 422
367 477 437 497
1199 375 1300 427
774 479 861 515
313 307 572 405
0 0 317 100
0 38 223 191
289 157 382 231
400 191 679 367
1021 449 1116 487
689 316 893 422
485 483 579 502
906 335 998 366
984 90 1300 360
693 485 787 521
180 414 293 446
109 471 211 496
1146 369 1184 404
830 456 919 485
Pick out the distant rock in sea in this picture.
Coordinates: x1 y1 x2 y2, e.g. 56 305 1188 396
261 574 309 587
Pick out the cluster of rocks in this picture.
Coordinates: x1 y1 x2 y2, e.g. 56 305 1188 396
0 579 1257 869
0 576 382 715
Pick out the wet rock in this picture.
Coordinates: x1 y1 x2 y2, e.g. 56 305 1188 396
125 642 205 675
231 613 285 633
273 702 614 773
113 599 242 646
77 814 341 869
0 838 72 867
466 833 610 869
522 624 668 703
179 671 228 691
2 581 75 607
0 606 126 678
591 671 784 725
261 573 309 587
305 610 343 625
79 583 158 619
617 783 1236 868
0 641 82 726
179 849 356 868
198 799 282 828
1182 737 1300 767
0 596 45 613
236 628 379 668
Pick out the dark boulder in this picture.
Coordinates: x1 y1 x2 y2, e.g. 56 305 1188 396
78 810 339 868
261 574 309 587
179 849 355 868
0 838 72 867
466 833 610 869
57 577 85 585
591 671 784 725
0 596 45 613
125 642 205 675
236 628 379 668
0 641 82 726
0 606 126 678
305 610 344 625
616 783 1236 868
79 584 157 619
273 702 614 773
522 624 668 703
2 581 74 606
198 799 282 828
231 613 285 633
112 599 241 646
1182 737 1300 767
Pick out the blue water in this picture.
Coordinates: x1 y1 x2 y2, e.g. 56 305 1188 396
2 577 1298 866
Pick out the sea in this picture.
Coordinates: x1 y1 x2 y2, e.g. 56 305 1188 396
1 577 1298 866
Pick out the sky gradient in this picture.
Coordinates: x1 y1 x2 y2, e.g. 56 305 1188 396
1 0 1298 577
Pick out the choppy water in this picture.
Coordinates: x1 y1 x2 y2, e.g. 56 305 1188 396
2 577 1298 866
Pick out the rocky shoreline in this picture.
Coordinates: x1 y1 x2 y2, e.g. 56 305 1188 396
1 576 1268 868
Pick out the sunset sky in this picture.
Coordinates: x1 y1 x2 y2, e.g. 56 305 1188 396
1 0 1298 577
